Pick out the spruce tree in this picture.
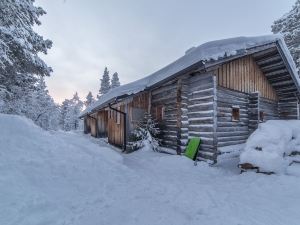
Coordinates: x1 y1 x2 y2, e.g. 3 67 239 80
98 67 111 99
61 92 83 131
111 72 121 89
0 0 52 111
272 0 300 69
84 91 95 108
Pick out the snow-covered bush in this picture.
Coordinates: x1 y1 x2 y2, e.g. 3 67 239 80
240 120 300 173
128 113 161 152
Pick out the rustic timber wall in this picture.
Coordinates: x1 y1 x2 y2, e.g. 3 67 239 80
216 87 249 148
96 110 108 137
278 97 299 119
259 97 279 121
248 93 279 134
107 105 125 147
127 92 149 130
90 114 98 137
187 72 216 160
151 79 179 150
248 92 259 134
216 56 278 101
106 92 149 147
84 117 91 134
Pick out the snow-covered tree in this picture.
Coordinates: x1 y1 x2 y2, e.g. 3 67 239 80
111 72 120 89
128 113 161 152
84 91 95 108
60 92 83 131
30 77 60 130
0 0 52 109
97 67 110 98
272 0 300 69
7 76 60 130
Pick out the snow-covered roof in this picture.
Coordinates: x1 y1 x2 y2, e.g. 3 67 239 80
81 34 299 117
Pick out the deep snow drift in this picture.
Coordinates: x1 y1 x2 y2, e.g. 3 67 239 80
240 120 300 173
1 114 300 225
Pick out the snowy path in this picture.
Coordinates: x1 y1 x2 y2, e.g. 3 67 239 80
1 114 300 225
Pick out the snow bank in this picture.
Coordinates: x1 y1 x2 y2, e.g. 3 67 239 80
81 35 292 117
240 120 300 173
2 114 300 224
0 114 124 225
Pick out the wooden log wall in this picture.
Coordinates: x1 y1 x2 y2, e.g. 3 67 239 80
216 56 278 101
179 76 190 153
84 117 91 134
107 92 149 147
187 72 216 160
127 92 149 130
216 87 249 148
248 92 259 134
96 110 108 137
259 97 279 121
107 105 125 147
278 97 299 119
151 79 179 150
90 114 98 137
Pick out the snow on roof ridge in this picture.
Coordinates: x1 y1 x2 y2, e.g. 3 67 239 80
80 34 286 117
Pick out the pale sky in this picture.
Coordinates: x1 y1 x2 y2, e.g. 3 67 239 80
35 0 295 103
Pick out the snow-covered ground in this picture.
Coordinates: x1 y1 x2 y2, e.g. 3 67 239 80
1 114 300 225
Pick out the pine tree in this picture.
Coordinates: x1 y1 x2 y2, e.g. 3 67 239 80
61 92 83 131
98 67 111 99
0 0 52 111
272 0 300 69
111 72 121 89
31 77 60 130
129 113 161 151
16 77 60 130
84 91 95 108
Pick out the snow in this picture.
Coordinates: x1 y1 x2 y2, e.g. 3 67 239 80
2 114 300 225
240 120 300 173
81 34 299 117
218 143 245 160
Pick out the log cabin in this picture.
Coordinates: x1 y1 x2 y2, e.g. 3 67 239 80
80 35 300 162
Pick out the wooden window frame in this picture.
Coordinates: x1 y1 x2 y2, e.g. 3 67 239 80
156 105 165 121
232 106 240 121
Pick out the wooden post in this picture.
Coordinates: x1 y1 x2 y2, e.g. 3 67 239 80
176 78 182 155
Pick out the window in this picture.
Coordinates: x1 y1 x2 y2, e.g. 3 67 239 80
156 106 165 121
259 111 265 122
232 107 240 121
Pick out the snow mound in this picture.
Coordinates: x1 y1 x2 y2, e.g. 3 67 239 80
240 120 300 173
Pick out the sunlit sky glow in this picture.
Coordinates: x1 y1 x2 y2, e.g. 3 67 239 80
35 0 295 103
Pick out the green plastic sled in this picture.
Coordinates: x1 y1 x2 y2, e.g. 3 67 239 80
184 138 201 161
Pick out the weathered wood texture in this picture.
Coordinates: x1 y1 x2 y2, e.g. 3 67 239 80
84 117 91 134
187 72 216 160
216 87 249 148
278 97 299 119
96 110 108 137
107 92 149 147
248 93 279 134
259 97 279 121
216 56 278 101
90 113 98 137
248 92 259 134
126 92 149 130
151 79 179 150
